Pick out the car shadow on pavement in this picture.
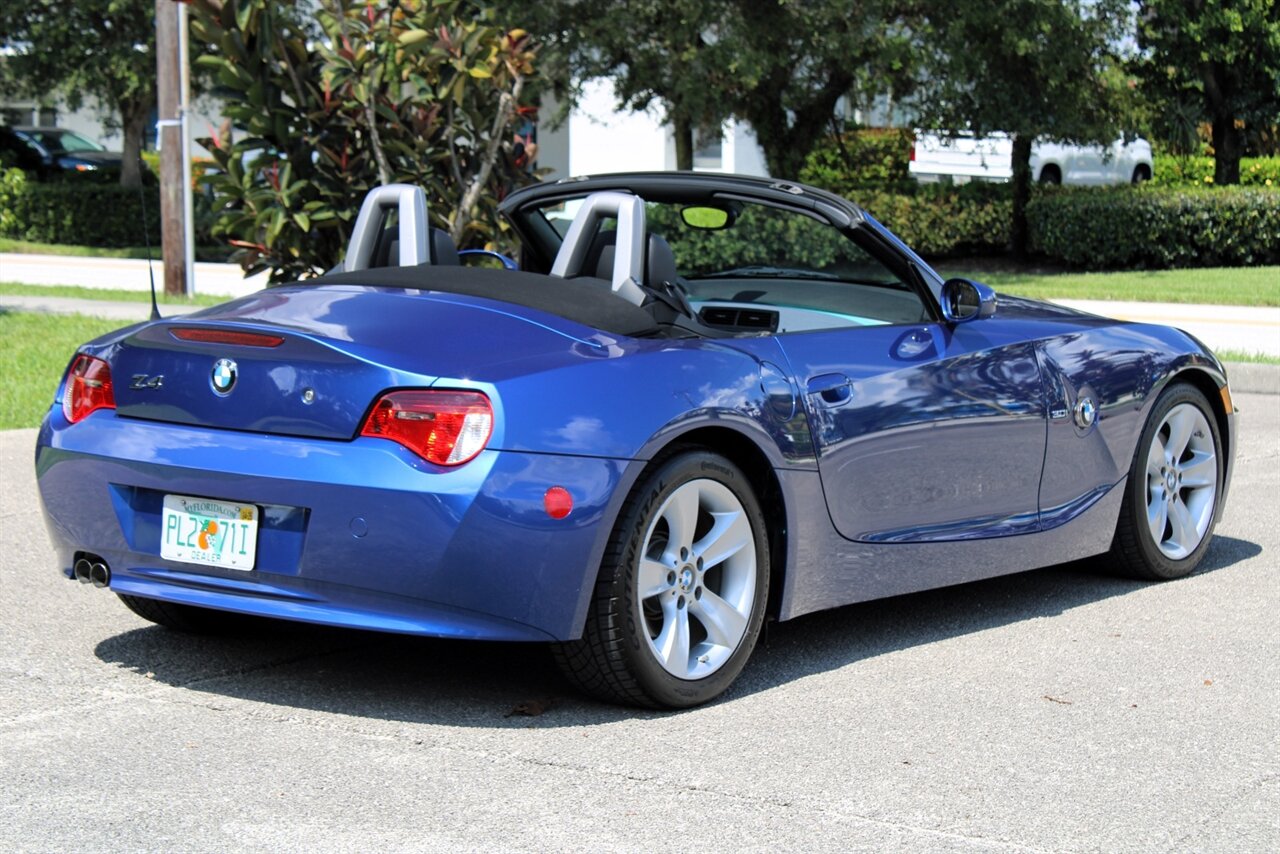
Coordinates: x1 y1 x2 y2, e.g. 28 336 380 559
93 535 1260 726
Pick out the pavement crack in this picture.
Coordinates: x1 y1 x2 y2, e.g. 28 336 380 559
168 643 372 692
141 695 1057 853
1166 771 1279 850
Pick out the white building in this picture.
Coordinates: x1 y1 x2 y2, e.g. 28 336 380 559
535 78 770 179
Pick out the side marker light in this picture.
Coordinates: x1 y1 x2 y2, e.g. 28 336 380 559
544 486 573 520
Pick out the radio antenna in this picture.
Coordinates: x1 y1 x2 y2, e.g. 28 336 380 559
137 157 161 322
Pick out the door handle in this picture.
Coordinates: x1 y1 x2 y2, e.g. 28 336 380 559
807 373 852 405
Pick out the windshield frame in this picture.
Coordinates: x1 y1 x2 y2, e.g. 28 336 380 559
502 174 944 325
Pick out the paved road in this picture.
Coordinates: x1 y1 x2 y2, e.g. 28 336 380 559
1 396 1277 851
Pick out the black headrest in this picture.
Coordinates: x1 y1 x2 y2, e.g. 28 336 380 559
645 233 678 289
579 229 617 280
371 226 459 268
430 228 460 266
575 230 678 289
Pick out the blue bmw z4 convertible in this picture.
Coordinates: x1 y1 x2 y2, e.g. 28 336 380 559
36 172 1236 708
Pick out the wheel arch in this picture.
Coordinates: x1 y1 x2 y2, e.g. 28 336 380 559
657 426 789 620
607 424 790 626
1164 365 1234 493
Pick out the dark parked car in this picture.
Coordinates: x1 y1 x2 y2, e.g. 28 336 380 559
0 126 123 179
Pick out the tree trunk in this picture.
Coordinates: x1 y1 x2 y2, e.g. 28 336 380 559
673 114 694 171
1010 133 1033 260
761 132 798 179
1211 114 1242 185
118 96 150 189
748 78 853 179
1202 59 1242 186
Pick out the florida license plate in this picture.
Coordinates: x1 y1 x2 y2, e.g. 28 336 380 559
160 494 259 571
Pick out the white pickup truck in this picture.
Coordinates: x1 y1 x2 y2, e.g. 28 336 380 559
909 133 1153 185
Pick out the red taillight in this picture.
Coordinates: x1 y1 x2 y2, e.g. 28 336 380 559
360 390 493 466
170 328 285 347
61 354 116 424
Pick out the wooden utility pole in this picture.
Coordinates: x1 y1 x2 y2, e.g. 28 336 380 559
155 0 189 296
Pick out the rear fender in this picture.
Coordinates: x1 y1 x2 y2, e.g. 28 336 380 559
1036 322 1235 529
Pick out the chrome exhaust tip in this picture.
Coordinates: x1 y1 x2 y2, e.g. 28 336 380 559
89 562 110 589
74 558 94 584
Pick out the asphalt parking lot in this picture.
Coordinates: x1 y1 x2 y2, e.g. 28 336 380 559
2 394 1277 852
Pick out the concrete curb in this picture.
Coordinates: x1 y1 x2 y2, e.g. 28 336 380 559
1225 362 1280 396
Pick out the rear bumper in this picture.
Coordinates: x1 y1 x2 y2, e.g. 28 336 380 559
36 409 628 641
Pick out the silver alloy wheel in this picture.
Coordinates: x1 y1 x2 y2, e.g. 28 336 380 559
637 479 757 680
1145 402 1218 560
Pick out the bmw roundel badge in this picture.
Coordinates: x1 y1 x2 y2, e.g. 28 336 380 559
211 358 238 395
1074 395 1097 429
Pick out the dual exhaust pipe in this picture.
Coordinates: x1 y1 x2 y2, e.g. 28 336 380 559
73 556 110 589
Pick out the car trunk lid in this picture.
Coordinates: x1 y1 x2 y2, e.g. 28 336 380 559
110 284 586 439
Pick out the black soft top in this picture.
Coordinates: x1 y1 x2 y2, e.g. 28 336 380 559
291 265 660 338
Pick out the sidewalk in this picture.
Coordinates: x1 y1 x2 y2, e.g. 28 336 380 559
0 252 267 299
1053 299 1280 359
2 261 1276 393
0 293 200 321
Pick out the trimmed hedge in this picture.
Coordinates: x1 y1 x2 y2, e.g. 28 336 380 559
0 168 161 247
1027 185 1280 269
853 183 1011 257
799 128 914 192
1153 155 1280 187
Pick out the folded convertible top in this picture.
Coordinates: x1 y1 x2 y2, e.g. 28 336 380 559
295 265 661 339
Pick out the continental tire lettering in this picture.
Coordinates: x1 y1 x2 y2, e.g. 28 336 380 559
623 510 646 651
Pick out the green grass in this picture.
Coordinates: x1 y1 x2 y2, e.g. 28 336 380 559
0 310 130 430
0 237 233 262
934 265 1280 306
1215 349 1280 365
0 237 155 259
0 282 227 307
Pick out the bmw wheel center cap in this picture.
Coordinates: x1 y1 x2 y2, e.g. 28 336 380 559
211 358 238 394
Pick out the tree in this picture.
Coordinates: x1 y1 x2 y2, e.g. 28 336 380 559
0 1 157 188
190 0 538 282
501 0 729 170
1136 0 1280 185
719 0 918 178
913 0 1131 257
509 0 919 176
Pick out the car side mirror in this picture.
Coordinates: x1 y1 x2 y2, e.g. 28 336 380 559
940 277 997 323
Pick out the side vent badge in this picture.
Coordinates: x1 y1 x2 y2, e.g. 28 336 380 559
1074 396 1097 429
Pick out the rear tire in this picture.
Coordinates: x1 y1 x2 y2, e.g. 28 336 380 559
1132 164 1152 184
117 593 271 635
554 451 770 708
1038 164 1062 185
1109 383 1222 580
